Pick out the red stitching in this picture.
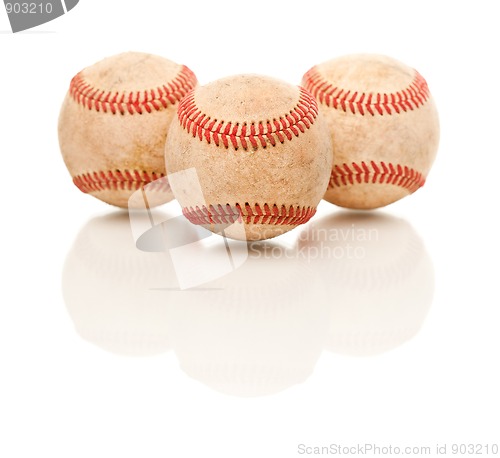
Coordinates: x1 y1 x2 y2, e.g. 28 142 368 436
69 65 197 115
177 87 318 150
73 170 171 193
302 67 430 115
183 203 316 226
328 161 425 192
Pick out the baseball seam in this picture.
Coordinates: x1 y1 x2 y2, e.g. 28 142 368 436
303 68 430 115
69 65 197 115
183 203 316 226
328 161 425 192
73 170 171 193
177 87 318 150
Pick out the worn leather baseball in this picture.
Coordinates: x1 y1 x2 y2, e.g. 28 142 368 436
302 54 440 210
58 52 198 208
165 74 332 241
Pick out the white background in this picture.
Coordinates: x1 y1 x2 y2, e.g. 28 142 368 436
1 1 499 457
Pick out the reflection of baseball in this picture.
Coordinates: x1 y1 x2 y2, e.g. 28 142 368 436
58 52 198 208
166 242 330 397
302 54 440 209
297 212 434 356
165 74 332 241
62 212 187 356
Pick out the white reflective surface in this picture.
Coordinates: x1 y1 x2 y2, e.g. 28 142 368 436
61 207 434 398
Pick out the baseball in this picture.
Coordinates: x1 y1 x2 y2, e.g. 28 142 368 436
165 74 332 241
302 54 440 209
58 51 198 208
